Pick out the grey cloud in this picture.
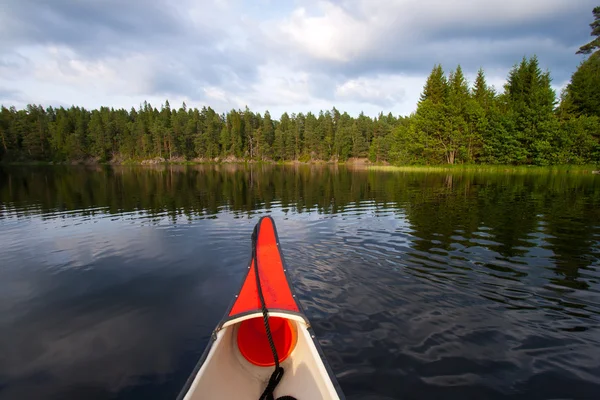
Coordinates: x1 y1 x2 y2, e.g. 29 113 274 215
307 73 340 100
0 88 25 104
150 73 202 98
0 51 29 69
0 0 189 56
146 51 263 102
1 0 264 102
428 12 589 48
329 37 579 82
0 0 596 110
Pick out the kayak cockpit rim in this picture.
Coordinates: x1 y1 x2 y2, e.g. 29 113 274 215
218 310 309 331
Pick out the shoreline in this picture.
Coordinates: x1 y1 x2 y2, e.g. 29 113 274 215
2 160 598 174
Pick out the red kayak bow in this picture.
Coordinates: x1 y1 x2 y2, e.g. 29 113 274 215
228 216 300 318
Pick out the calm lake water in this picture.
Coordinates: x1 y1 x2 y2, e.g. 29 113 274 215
1 165 600 400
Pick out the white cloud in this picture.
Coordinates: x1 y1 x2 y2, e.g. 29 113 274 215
32 46 152 94
250 63 314 106
276 0 578 63
203 86 229 103
336 76 405 105
278 3 371 62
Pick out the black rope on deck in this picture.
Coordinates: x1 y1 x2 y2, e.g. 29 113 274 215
252 225 297 400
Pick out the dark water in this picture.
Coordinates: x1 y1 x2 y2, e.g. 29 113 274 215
1 165 600 400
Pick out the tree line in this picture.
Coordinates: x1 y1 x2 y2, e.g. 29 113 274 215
1 8 599 166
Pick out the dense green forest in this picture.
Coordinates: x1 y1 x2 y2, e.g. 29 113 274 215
1 8 599 166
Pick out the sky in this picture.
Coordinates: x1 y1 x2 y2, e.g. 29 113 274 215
0 0 596 118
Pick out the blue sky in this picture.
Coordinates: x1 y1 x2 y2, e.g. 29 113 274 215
0 0 596 117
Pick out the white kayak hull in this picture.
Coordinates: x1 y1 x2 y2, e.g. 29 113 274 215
177 217 344 400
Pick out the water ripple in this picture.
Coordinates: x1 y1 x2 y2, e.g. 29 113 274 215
1 166 600 399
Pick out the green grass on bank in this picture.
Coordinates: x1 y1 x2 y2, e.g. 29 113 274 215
2 159 599 174
365 164 600 174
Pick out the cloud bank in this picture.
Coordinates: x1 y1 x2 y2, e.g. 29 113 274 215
0 0 596 116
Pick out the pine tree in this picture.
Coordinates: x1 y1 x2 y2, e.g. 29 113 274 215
115 108 134 159
468 68 494 161
577 6 600 55
369 113 393 162
413 65 449 163
351 120 367 158
14 105 50 160
444 65 470 164
191 107 205 158
0 107 13 158
352 112 370 158
204 107 223 159
420 64 448 104
171 105 190 158
504 56 558 164
473 68 495 111
260 111 274 160
281 113 295 160
273 125 285 161
230 110 244 158
563 53 600 117
303 112 319 160
219 125 230 157
322 111 334 160
335 112 353 160
243 106 254 159
294 113 305 160
151 118 164 158
89 110 108 160
161 101 173 158
556 115 600 163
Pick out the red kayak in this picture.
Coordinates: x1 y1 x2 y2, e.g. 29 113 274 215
177 216 344 400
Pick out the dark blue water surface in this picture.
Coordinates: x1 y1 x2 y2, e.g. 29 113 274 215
1 165 600 400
